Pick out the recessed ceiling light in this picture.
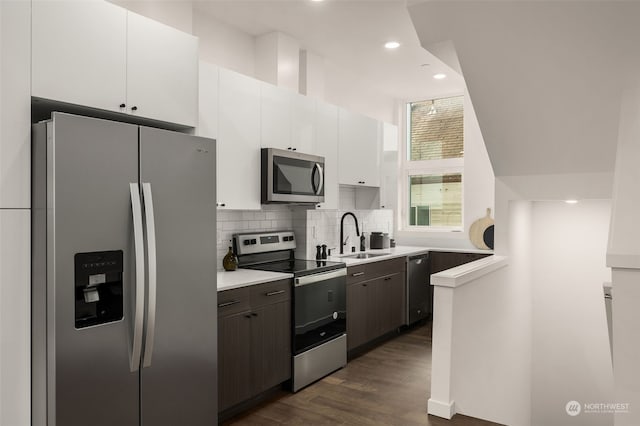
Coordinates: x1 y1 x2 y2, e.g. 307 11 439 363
565 199 579 204
433 73 447 80
310 0 324 2
384 41 400 49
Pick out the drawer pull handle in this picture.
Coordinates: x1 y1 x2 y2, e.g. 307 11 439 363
384 277 392 281
218 300 240 308
352 272 365 277
266 290 285 297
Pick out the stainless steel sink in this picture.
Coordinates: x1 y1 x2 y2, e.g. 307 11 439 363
341 252 387 259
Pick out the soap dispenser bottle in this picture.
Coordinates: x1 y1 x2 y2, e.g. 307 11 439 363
360 233 366 251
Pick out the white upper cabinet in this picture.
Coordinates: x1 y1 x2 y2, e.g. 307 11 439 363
379 123 399 210
217 69 261 210
291 93 316 154
1 0 31 209
197 61 219 139
32 1 198 127
126 11 198 127
338 109 381 187
313 102 339 210
260 83 292 150
32 0 127 114
260 83 316 154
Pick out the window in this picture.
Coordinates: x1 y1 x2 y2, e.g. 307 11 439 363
402 96 464 230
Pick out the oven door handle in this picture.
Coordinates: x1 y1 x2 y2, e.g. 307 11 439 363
295 268 346 287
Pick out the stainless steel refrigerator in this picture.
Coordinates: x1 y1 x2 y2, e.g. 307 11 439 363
31 112 217 426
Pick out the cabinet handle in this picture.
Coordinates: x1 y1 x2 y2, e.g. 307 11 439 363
119 103 126 108
218 300 240 308
245 314 252 319
384 277 392 281
362 283 368 287
288 147 292 150
292 148 297 151
217 203 226 207
251 312 258 317
131 106 138 112
266 290 285 297
352 272 365 277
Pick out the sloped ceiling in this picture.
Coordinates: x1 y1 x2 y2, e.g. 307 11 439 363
408 1 640 177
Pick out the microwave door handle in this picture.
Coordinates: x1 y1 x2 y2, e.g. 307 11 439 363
314 163 324 195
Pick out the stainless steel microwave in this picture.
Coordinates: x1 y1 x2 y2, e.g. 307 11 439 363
261 148 325 204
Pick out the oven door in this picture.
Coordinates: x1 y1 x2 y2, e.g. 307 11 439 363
293 268 346 355
262 148 324 204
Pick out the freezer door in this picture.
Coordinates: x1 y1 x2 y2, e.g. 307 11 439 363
34 113 141 426
139 127 217 425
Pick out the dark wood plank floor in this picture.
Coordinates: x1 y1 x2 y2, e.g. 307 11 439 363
223 323 502 426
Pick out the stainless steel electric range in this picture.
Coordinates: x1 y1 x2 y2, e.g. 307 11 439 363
233 230 347 392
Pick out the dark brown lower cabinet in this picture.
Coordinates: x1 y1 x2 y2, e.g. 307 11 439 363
218 279 291 412
346 257 406 351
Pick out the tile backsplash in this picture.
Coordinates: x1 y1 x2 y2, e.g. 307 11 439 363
216 206 295 270
216 206 393 270
296 209 394 259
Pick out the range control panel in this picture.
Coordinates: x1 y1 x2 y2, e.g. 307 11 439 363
233 230 296 256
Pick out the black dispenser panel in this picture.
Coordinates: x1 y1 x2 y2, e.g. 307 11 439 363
74 251 124 329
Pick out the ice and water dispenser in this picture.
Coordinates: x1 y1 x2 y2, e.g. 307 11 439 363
74 251 124 328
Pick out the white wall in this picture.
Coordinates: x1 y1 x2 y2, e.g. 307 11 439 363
109 0 193 33
193 11 256 78
396 89 495 249
531 200 613 426
444 200 532 426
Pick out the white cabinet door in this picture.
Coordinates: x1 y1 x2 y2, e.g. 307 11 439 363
338 109 380 187
0 209 31 426
1 0 31 209
314 102 339 210
380 123 399 210
197 61 219 139
218 69 261 210
31 0 127 113
291 93 316 154
260 83 291 150
126 11 198 127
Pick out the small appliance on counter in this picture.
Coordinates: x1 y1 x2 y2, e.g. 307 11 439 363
233 230 347 392
370 232 390 249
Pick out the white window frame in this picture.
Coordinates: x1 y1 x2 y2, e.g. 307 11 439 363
399 95 465 233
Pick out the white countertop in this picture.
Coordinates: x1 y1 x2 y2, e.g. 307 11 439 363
217 269 293 292
326 245 493 266
217 245 493 290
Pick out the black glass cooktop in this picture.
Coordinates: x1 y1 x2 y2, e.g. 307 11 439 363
242 259 346 277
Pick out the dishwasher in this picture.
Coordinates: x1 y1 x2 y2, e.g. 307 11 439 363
407 253 431 324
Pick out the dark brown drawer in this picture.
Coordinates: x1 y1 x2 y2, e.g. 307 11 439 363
366 257 405 278
250 279 291 307
347 257 406 285
346 264 367 285
217 287 250 317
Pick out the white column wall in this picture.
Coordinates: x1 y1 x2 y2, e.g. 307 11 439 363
531 200 613 426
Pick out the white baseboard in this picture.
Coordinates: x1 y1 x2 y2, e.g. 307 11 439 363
428 398 456 419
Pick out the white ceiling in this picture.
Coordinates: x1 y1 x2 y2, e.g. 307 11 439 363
192 0 465 100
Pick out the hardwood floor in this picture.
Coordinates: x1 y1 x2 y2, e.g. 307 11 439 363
222 323 502 426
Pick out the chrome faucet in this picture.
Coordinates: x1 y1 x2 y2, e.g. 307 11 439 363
340 212 360 254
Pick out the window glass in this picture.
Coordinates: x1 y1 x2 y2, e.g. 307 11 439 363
409 173 462 227
409 96 464 161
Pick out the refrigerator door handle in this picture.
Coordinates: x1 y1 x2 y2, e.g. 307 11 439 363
142 182 157 368
129 183 145 372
